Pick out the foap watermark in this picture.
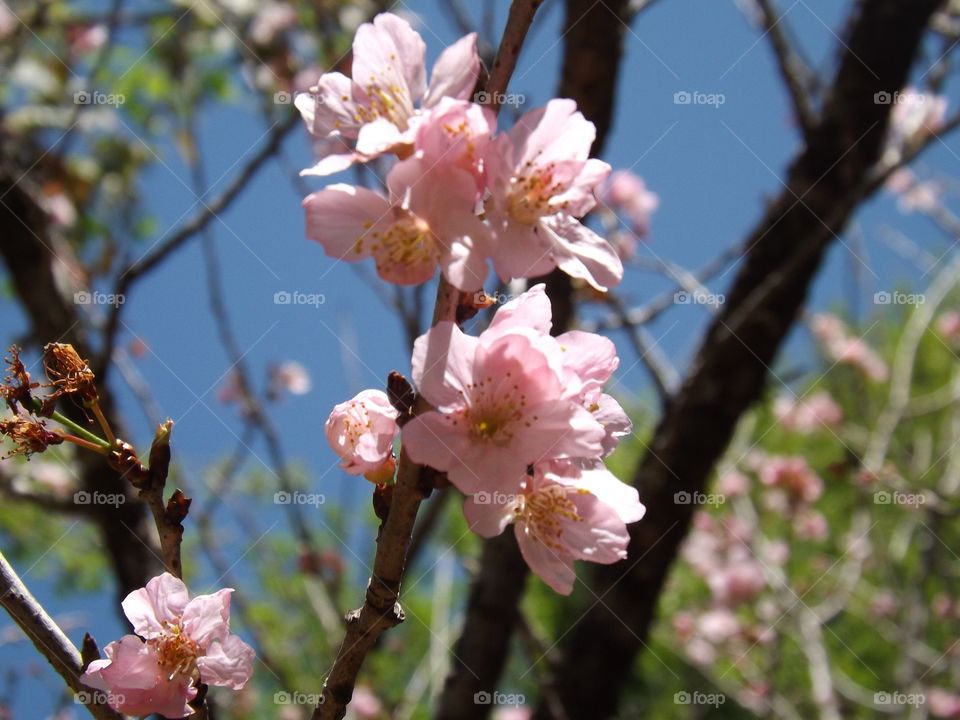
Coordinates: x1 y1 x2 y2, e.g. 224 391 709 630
274 490 326 508
474 490 518 505
274 691 325 706
874 90 928 105
73 90 125 106
474 290 518 305
873 490 926 507
674 290 724 307
74 490 126 507
674 490 725 506
473 691 525 706
474 90 525 108
674 90 725 108
674 691 726 707
274 90 324 105
75 290 125 307
874 691 925 708
874 291 925 306
274 290 326 307
75 690 126 706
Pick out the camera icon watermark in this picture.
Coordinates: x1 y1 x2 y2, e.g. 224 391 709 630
673 90 726 108
474 90 526 108
73 90 125 106
474 490 518 505
874 90 927 105
273 290 326 307
873 291 925 306
274 90 323 105
74 490 126 507
674 690 726 707
674 290 724 307
674 490 725 506
873 490 925 507
74 290 125 307
274 691 325 705
75 690 126 706
274 491 326 508
473 690 525 706
874 691 925 707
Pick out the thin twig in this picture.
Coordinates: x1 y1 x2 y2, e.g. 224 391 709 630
0 551 125 720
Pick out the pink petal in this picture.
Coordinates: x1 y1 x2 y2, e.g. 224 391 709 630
299 72 363 138
515 525 577 595
487 220 556 282
423 32 480 107
355 117 410 157
401 412 472 477
509 99 595 167
462 494 516 537
593 393 632 455
551 158 610 217
300 150 362 177
567 461 645 524
197 634 255 690
540 214 623 291
555 330 618 399
487 283 553 336
352 13 425 113
121 572 189 638
411 321 479 411
303 184 391 260
518 400 605 463
181 589 232 648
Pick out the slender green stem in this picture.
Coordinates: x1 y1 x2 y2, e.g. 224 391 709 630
60 434 109 455
30 398 111 449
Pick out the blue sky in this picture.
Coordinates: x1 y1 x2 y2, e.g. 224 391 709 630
1 0 958 715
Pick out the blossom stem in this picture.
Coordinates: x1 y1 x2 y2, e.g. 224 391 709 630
31 399 111 449
61 433 110 455
88 401 117 446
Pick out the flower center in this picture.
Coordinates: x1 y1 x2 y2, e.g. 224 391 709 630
515 484 585 550
153 624 200 680
367 215 438 271
507 163 566 225
354 77 414 130
464 374 527 445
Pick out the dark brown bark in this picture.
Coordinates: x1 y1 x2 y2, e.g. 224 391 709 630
0 159 161 602
433 2 633 718
536 1 945 718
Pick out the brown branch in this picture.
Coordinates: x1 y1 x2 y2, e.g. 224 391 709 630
536 1 946 717
0 551 125 720
312 4 546 718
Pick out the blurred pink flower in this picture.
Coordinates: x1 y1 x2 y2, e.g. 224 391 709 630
794 509 828 540
492 708 532 720
297 13 479 175
463 458 644 594
402 285 607 494
600 169 659 237
936 310 960 343
928 688 960 718
759 455 823 504
773 390 843 434
716 470 750 497
484 99 622 291
707 562 766 606
697 608 740 643
268 361 311 399
811 313 889 382
248 1 296 45
325 389 399 475
80 573 254 718
349 685 383 718
889 87 948 146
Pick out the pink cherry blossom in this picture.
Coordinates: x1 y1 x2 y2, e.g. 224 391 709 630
697 608 740 643
463 458 644 594
716 470 750 497
80 573 254 718
401 285 607 493
296 13 480 175
303 157 491 290
707 561 766 605
600 169 659 237
268 361 311 400
936 309 960 343
773 390 842 434
889 87 948 147
484 99 622 290
248 1 296 45
325 389 399 475
793 509 828 540
928 688 960 718
758 455 823 504
810 313 889 382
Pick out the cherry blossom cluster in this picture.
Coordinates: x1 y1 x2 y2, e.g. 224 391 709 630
326 286 643 594
298 12 624 292
81 573 254 718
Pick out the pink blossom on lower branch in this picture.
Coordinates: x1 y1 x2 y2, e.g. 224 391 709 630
325 389 399 475
463 459 645 594
80 573 254 718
